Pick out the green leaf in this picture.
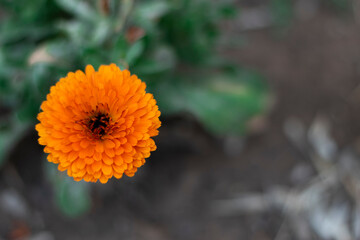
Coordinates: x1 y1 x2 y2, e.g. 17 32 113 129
16 64 65 122
81 47 109 69
131 1 170 32
270 0 293 27
111 35 129 60
16 85 41 122
135 1 170 20
30 64 59 95
219 3 238 19
1 0 64 23
0 76 11 93
116 0 135 32
158 0 219 64
156 69 269 135
133 44 176 76
0 20 54 45
45 162 91 218
58 17 111 47
46 40 78 61
55 0 98 22
91 18 112 46
125 40 145 66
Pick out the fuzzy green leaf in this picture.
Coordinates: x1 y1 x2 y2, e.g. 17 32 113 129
156 69 269 135
45 163 91 218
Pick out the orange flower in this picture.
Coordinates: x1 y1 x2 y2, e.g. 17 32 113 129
36 64 161 183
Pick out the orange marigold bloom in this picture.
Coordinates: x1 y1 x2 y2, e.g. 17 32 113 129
36 64 161 183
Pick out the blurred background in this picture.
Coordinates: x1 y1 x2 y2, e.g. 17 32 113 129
0 0 360 239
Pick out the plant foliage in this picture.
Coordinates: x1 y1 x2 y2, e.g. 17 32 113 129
0 0 269 215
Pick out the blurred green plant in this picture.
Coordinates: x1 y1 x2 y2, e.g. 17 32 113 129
326 0 353 12
0 0 269 216
270 0 293 28
269 0 353 31
45 162 91 217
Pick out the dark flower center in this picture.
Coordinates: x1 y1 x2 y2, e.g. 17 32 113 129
88 113 110 138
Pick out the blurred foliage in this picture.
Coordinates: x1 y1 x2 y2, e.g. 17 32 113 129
0 0 269 216
325 0 353 12
269 0 352 30
270 0 293 28
45 162 91 217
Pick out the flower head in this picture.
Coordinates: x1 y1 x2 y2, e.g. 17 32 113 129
36 64 161 183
